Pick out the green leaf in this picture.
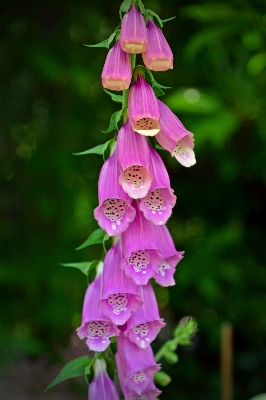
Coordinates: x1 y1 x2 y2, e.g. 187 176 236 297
104 89 123 103
76 228 108 250
139 66 170 97
45 356 92 391
73 139 114 156
119 0 132 19
102 110 122 133
60 260 101 276
85 32 116 49
154 371 172 386
155 144 167 151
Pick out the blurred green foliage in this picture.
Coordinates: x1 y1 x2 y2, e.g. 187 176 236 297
1 0 266 399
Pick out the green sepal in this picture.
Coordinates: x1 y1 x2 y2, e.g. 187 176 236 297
104 89 123 103
45 356 92 391
60 260 100 276
102 110 123 133
84 32 116 49
161 16 176 25
155 144 167 151
145 9 164 28
135 65 171 97
73 139 114 156
76 228 109 251
136 0 145 14
154 371 172 387
119 0 132 19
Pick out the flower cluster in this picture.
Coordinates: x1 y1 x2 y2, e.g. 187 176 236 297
77 2 196 399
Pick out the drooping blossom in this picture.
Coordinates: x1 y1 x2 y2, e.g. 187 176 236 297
99 239 142 325
120 5 148 54
156 98 196 167
116 350 161 400
142 19 173 71
124 282 165 349
139 146 176 225
88 358 120 400
117 120 152 199
116 333 161 396
128 74 160 136
101 41 132 91
76 263 120 352
94 148 136 236
154 224 184 286
121 201 163 285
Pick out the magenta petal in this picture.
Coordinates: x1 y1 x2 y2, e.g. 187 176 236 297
120 5 148 54
153 224 184 287
128 75 160 136
139 146 176 225
99 240 142 325
156 99 196 167
76 268 120 351
142 19 173 71
101 41 132 91
116 334 160 395
94 149 136 236
121 202 163 285
124 282 165 349
117 121 152 199
89 359 120 400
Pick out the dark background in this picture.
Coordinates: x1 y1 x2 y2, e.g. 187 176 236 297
1 0 266 399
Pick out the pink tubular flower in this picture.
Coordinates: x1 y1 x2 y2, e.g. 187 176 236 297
124 282 165 349
101 41 132 91
94 148 136 236
117 120 152 199
154 224 184 286
116 334 161 396
142 19 173 71
88 358 120 400
128 75 160 136
120 5 148 54
139 146 176 225
76 264 119 352
120 202 163 285
99 239 142 325
116 351 161 400
156 99 196 167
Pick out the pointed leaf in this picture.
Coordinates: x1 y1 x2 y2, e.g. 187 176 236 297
76 228 108 250
104 89 123 103
102 110 122 133
137 0 146 14
73 140 113 156
60 260 100 276
85 32 116 49
152 85 165 97
45 356 92 391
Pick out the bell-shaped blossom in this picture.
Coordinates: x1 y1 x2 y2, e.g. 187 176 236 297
120 5 148 54
139 146 176 225
121 202 163 285
116 334 160 396
94 148 136 236
76 264 119 352
117 120 152 199
154 224 184 286
99 239 142 325
128 75 160 136
142 19 173 71
88 358 120 400
116 351 161 400
156 99 196 167
124 282 165 349
101 41 132 91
